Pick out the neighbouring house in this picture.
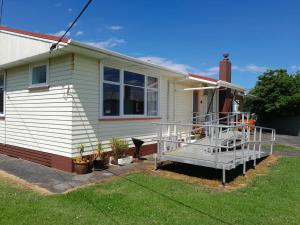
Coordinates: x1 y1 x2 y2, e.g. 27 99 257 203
0 26 245 172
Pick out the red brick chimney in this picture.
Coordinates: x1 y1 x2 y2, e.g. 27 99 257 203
219 53 233 113
219 53 231 82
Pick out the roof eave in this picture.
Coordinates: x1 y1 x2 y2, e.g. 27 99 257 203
69 40 187 78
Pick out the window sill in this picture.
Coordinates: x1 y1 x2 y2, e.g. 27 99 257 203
28 85 50 91
98 117 161 122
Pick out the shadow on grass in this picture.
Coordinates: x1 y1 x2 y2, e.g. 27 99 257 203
158 157 266 183
105 168 237 225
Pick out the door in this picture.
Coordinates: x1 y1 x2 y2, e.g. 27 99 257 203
199 95 208 116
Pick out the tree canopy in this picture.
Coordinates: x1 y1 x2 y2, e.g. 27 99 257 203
243 69 300 121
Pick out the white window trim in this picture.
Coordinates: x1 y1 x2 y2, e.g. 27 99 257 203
28 60 49 88
99 63 160 119
0 71 6 117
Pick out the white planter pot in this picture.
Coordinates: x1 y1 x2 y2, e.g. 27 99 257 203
118 156 133 166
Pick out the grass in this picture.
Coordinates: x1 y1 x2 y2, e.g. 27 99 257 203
263 144 300 152
0 157 300 225
272 144 300 152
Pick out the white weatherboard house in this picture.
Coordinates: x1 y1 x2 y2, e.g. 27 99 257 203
0 26 245 172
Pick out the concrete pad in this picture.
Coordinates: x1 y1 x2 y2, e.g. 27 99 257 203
0 154 149 194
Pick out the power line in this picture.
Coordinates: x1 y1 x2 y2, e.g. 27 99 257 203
50 0 93 51
0 0 4 25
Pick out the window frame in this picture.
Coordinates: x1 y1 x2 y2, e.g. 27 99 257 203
0 72 6 117
146 76 159 116
99 63 160 119
102 66 121 116
29 61 49 88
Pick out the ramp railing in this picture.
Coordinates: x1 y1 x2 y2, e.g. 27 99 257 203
153 121 276 170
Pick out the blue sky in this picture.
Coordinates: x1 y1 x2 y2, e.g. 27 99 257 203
2 0 300 89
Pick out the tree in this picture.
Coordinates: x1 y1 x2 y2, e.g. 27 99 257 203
243 69 300 122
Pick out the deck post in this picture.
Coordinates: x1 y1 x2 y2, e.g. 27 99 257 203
233 127 237 168
154 153 158 170
270 130 274 155
247 125 250 160
222 166 226 185
242 139 246 176
259 128 262 158
253 127 257 168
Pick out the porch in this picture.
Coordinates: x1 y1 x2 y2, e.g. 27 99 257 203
153 112 276 184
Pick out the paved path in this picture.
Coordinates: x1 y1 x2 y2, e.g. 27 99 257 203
0 154 149 194
275 134 300 147
273 150 300 157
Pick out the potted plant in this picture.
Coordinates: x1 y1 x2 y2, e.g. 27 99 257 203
93 142 105 171
110 138 132 166
73 144 90 174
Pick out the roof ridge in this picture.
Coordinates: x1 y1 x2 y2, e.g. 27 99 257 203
0 25 70 43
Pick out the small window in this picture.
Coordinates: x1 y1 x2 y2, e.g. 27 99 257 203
0 74 4 115
147 76 158 89
147 76 158 116
104 67 120 82
32 65 47 85
124 71 145 87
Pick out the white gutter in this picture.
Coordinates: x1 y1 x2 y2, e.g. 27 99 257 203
183 86 220 91
217 80 245 92
188 76 218 85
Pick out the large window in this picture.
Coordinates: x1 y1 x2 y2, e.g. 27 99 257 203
101 66 159 117
0 74 4 115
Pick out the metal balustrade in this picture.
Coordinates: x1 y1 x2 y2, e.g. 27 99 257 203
153 112 275 184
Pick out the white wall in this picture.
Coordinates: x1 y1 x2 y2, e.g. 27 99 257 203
0 31 56 66
174 83 193 122
0 55 73 157
71 54 196 155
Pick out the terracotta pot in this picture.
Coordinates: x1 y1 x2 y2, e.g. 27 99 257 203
74 161 90 174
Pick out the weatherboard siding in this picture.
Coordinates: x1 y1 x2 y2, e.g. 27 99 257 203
0 55 73 157
71 54 189 154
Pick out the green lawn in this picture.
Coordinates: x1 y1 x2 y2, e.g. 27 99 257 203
272 144 300 152
263 144 300 152
0 157 300 225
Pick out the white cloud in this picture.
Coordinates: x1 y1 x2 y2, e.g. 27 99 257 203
106 25 123 31
84 38 125 49
68 8 73 12
51 30 71 37
291 65 300 70
207 66 219 72
75 31 84 37
68 22 77 27
232 64 268 73
137 56 218 76
138 56 193 73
